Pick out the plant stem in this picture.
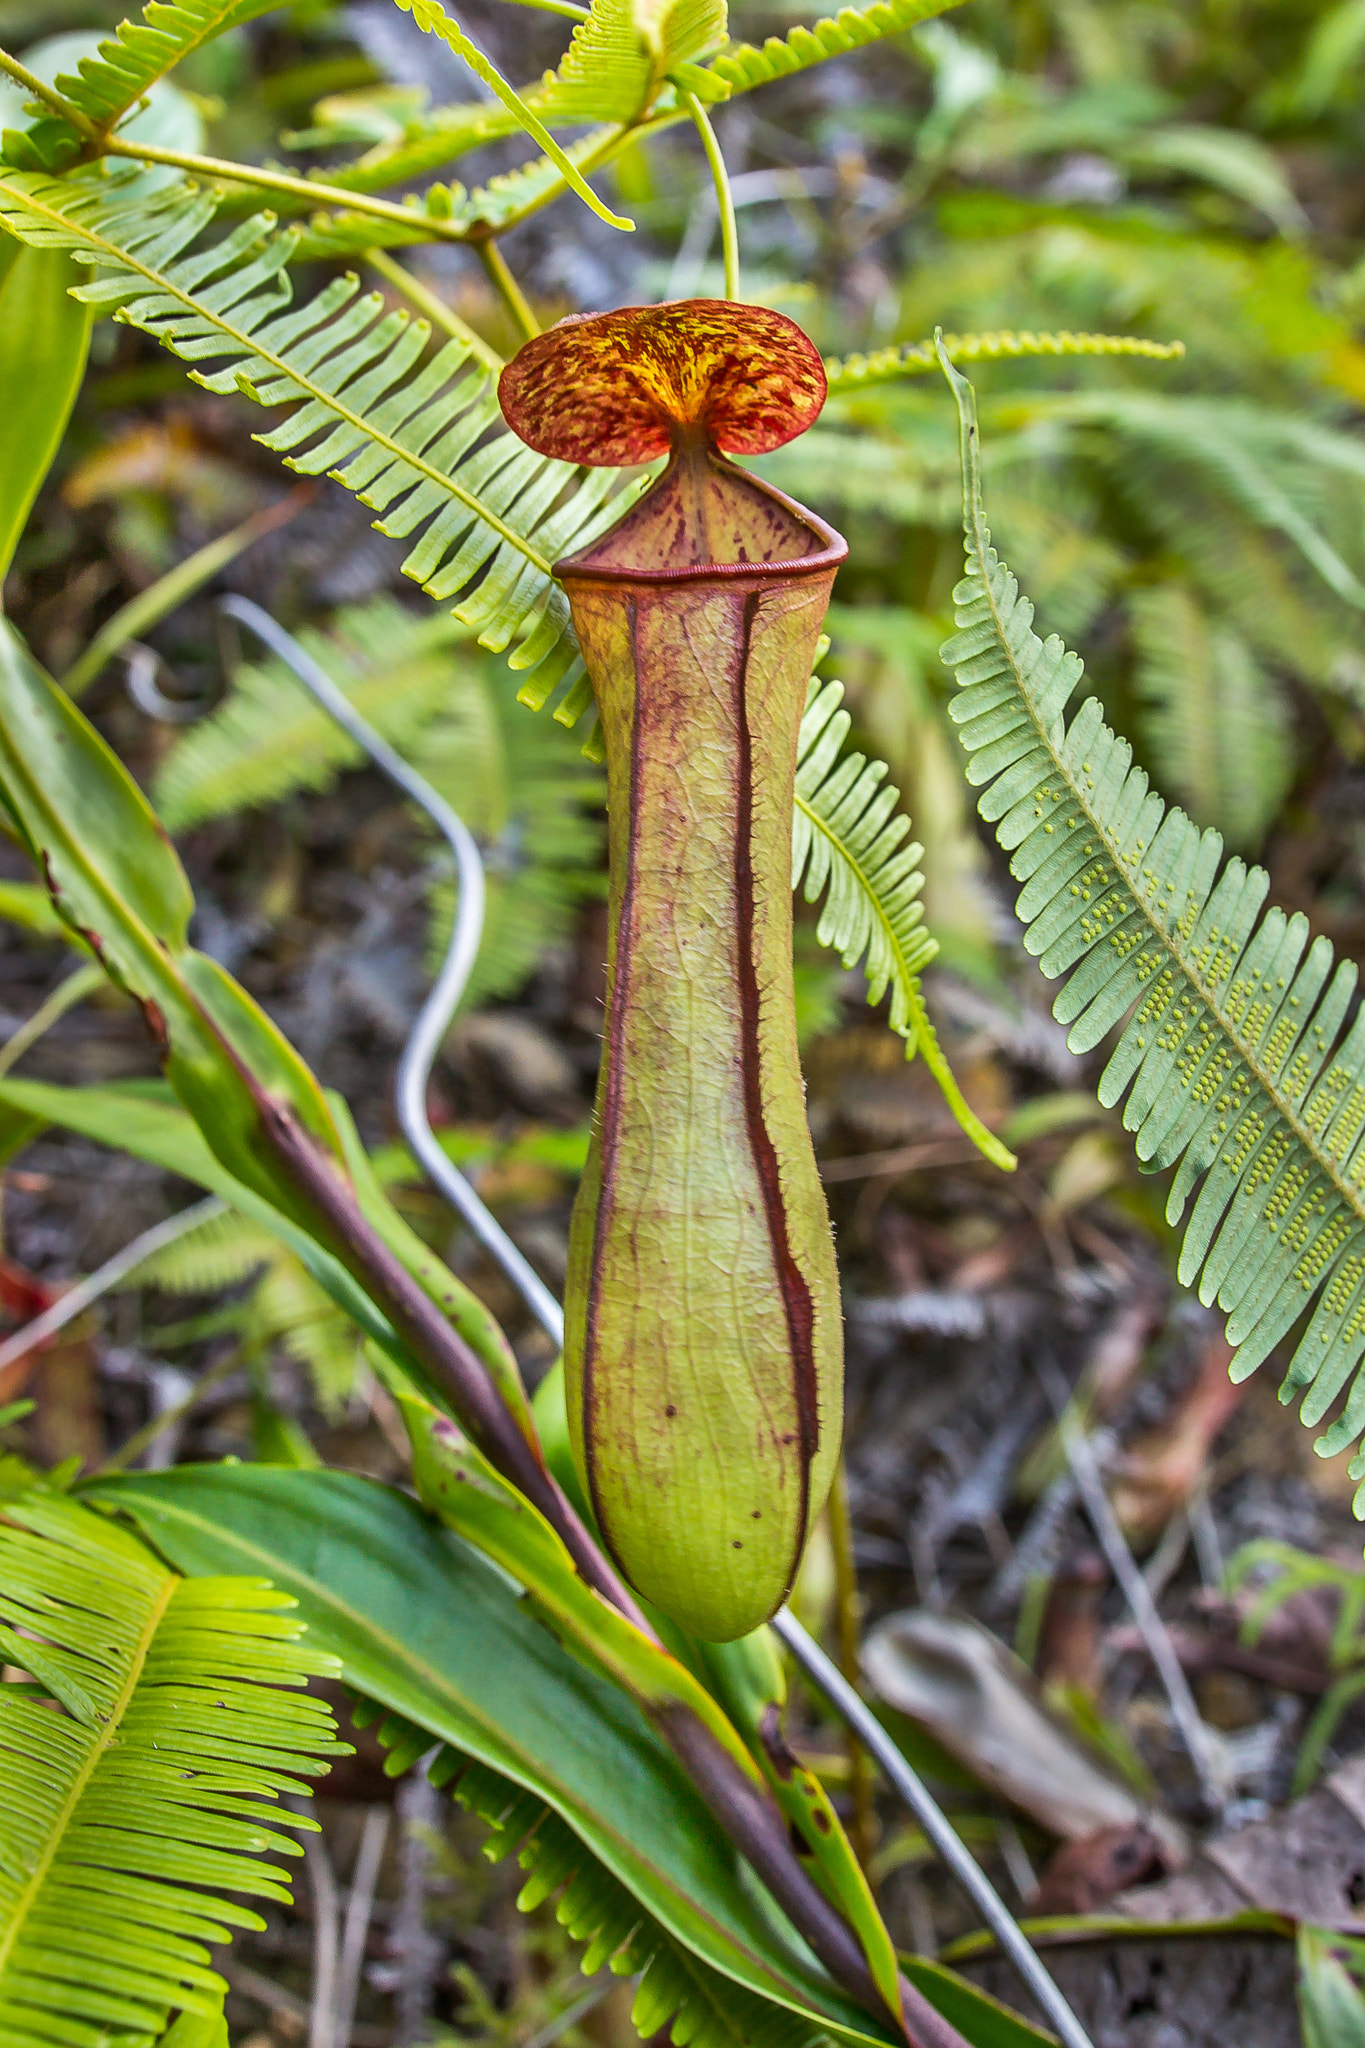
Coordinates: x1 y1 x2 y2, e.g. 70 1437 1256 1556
95 137 478 246
0 961 104 1081
827 1457 877 1871
365 248 505 372
474 237 540 343
0 49 95 137
683 91 739 300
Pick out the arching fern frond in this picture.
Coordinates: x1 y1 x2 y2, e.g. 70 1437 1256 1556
707 0 964 94
0 1494 347 2048
939 351 1365 1484
794 677 1015 1170
825 329 1185 397
0 170 635 697
356 1715 834 2048
392 0 634 230
155 599 465 829
47 0 279 141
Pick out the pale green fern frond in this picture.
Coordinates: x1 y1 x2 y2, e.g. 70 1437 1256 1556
707 0 965 94
825 329 1185 396
294 128 623 257
155 599 466 829
47 0 279 140
794 677 1014 1170
534 0 730 120
127 1202 278 1292
940 352 1365 1485
392 0 635 229
0 170 635 698
1130 584 1292 853
355 1716 832 2048
0 1494 347 2048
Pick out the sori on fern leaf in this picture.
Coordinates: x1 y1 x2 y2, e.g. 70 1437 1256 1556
937 343 1365 1500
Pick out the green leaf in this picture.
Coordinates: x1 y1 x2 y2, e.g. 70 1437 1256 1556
0 877 65 937
1298 1925 1365 2048
394 0 636 229
794 676 1014 1169
13 4 277 143
824 329 1184 397
0 628 535 1432
0 169 639 697
89 1463 900 2048
0 1492 348 2048
938 352 1365 1481
707 0 965 94
1130 583 1291 852
0 243 90 585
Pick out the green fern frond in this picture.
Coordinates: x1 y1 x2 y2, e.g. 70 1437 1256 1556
707 0 964 93
940 352 1365 1486
0 1494 347 2048
534 0 729 121
250 1262 363 1414
45 0 278 141
825 329 1185 396
155 600 466 829
393 0 635 230
1130 584 1292 852
356 1718 829 2048
294 128 623 258
794 677 1015 1170
126 1203 278 1292
0 170 636 697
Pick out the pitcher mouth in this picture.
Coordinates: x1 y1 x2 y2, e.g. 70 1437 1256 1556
555 453 847 588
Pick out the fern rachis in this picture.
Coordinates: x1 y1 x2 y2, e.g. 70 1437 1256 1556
940 350 1365 1483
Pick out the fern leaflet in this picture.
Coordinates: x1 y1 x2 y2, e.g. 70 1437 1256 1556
48 0 280 140
940 350 1365 1486
707 0 965 93
0 1494 347 2048
356 1712 833 2048
795 678 1014 1169
0 169 636 696
825 329 1185 396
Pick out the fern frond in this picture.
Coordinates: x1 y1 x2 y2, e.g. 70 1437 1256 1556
0 170 635 694
393 0 635 230
357 1722 830 2048
535 0 730 121
940 353 1365 1485
293 128 623 258
155 600 466 829
126 1202 278 1292
794 678 1014 1169
0 1494 347 2048
707 0 964 93
46 0 279 141
1130 584 1292 852
825 329 1185 396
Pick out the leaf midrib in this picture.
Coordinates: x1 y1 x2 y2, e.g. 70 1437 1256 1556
0 1566 177 1984
0 176 555 578
966 449 1365 1235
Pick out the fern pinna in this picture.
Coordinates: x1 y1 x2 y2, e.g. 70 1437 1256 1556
358 1711 831 2048
0 168 634 714
939 349 1365 1489
0 1494 347 2047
